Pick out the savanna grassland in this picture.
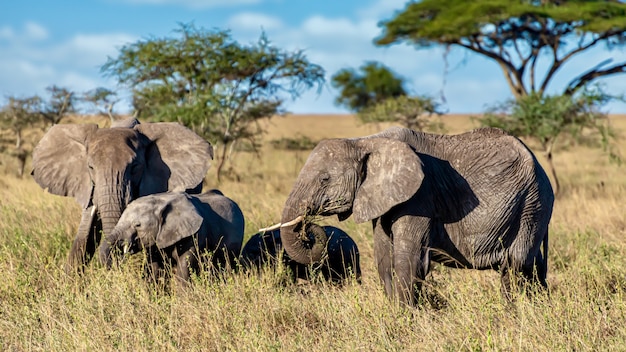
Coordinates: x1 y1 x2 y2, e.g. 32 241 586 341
1 114 625 351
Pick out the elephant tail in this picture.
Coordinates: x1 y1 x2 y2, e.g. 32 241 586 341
543 229 549 275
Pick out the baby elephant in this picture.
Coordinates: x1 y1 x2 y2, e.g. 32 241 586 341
105 190 244 283
239 226 361 284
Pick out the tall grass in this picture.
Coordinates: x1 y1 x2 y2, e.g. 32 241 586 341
1 115 625 351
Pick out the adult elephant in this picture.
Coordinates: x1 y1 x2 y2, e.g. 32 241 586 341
278 126 554 306
31 118 213 272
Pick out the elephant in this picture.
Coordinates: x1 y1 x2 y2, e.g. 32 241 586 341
31 117 213 272
239 226 361 284
278 126 554 306
110 190 245 283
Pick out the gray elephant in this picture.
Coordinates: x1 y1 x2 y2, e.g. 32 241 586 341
31 118 213 272
239 226 361 284
110 190 244 283
278 126 554 306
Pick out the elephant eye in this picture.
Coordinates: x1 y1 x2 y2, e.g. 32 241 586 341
133 222 141 228
319 173 330 184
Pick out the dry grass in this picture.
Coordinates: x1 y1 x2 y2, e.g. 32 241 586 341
1 114 626 351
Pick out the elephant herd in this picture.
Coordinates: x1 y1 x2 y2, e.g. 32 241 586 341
31 117 554 307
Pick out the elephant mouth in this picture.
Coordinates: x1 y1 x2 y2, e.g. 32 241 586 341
320 209 352 221
122 234 140 255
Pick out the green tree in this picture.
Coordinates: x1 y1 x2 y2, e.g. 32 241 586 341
359 95 445 132
102 23 325 181
332 61 443 130
479 86 619 195
331 61 406 112
39 85 77 126
376 0 626 99
0 96 43 177
83 87 119 122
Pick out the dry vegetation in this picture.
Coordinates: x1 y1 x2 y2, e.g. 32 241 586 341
1 114 625 351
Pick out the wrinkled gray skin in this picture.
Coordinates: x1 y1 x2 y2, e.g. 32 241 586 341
109 190 244 283
280 126 554 306
31 118 213 272
239 226 361 284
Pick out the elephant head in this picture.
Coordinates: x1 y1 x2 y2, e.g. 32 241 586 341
280 137 423 264
112 193 204 255
31 119 213 270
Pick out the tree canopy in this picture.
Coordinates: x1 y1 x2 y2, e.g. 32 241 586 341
331 61 407 112
38 85 78 126
359 95 445 132
332 61 444 130
102 23 325 181
0 96 42 177
376 0 626 99
479 86 619 195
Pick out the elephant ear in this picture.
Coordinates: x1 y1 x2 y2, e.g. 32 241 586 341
31 123 99 208
352 138 424 223
135 122 214 196
155 194 204 249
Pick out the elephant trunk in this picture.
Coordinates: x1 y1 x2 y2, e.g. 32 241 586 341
279 205 327 264
95 179 129 266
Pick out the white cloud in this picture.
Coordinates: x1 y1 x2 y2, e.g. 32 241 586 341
234 1 452 113
301 16 378 39
227 13 283 31
24 22 48 41
120 0 260 9
0 26 15 40
0 22 136 109
57 33 137 68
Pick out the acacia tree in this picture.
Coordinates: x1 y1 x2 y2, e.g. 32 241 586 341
377 1 625 193
376 0 626 99
480 87 619 195
332 61 407 111
38 85 77 127
102 23 325 181
359 95 445 132
83 87 119 122
332 61 444 130
0 96 42 177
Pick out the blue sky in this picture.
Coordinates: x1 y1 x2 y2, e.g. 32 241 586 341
2 0 626 114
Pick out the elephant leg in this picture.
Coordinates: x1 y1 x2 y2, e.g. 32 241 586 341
143 247 167 285
66 206 100 273
501 220 549 300
176 250 199 284
373 219 394 299
391 216 431 306
520 234 548 293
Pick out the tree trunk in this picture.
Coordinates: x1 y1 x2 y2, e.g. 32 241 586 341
15 148 27 178
545 150 560 197
215 141 231 183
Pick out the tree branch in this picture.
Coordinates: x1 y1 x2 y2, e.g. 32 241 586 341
540 31 620 93
456 40 526 97
564 62 626 95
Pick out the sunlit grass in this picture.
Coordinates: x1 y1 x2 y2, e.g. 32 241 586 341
1 114 625 350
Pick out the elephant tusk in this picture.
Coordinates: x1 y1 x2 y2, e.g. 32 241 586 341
258 215 305 232
280 215 304 228
259 223 282 232
123 243 131 255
